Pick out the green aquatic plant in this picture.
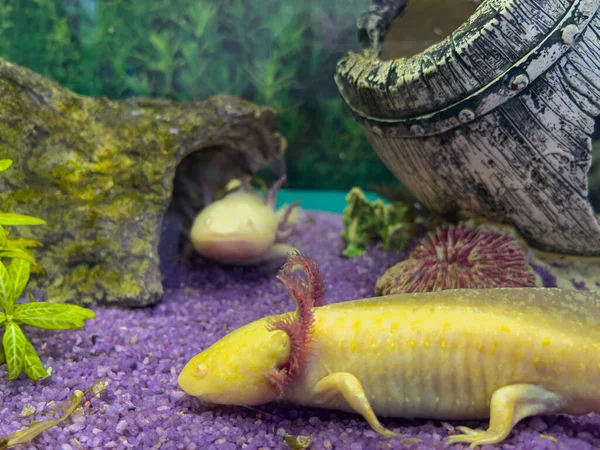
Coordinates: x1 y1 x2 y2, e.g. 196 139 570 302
0 0 397 190
0 160 45 272
0 257 96 381
0 379 108 449
0 159 95 381
341 187 415 258
284 433 312 449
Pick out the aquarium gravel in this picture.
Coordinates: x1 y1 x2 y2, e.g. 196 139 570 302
1 211 600 450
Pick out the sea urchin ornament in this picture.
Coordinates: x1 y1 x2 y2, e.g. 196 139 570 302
375 224 537 295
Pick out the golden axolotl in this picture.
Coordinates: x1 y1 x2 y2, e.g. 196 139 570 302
188 175 300 265
178 252 600 447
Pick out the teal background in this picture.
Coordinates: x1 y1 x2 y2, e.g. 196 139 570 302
276 189 384 214
0 0 397 191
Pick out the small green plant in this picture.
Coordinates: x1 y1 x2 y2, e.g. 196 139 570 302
0 259 96 381
341 187 417 258
0 160 45 272
0 159 95 381
0 379 108 448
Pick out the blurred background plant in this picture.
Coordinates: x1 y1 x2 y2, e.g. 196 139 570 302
0 0 397 190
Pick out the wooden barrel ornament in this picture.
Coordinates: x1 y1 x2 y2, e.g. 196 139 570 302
335 0 600 256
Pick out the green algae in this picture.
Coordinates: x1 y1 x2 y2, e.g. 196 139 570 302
341 187 417 258
0 57 285 306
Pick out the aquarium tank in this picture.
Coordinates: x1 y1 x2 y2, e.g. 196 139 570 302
0 0 400 210
2 0 600 449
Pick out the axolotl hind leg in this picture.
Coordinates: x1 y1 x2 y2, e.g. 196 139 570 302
445 384 567 448
312 372 400 438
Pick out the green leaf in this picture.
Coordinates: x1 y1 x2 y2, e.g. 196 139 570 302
0 344 4 365
0 225 6 248
0 159 12 172
14 303 96 330
8 258 30 304
0 213 46 226
0 261 13 314
6 237 43 249
0 381 103 446
3 322 26 379
22 336 49 381
0 249 39 267
0 311 5 327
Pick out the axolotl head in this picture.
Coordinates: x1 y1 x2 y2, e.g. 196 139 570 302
178 316 291 406
190 191 279 264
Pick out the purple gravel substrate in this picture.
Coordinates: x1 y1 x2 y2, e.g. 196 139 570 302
1 211 600 450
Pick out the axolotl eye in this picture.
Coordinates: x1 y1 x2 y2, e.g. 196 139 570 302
193 363 208 378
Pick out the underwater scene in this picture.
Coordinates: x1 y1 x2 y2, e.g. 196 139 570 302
3 0 600 449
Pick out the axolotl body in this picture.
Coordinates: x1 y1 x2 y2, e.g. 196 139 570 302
188 175 299 265
178 253 600 447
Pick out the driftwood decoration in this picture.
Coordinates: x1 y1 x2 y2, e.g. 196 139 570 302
0 57 285 306
336 0 600 256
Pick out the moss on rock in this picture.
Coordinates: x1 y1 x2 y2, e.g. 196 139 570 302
0 58 285 306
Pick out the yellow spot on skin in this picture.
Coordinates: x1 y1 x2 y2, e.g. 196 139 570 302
477 342 484 351
490 342 497 355
352 319 361 330
409 340 416 347
350 342 358 352
501 325 510 332
391 322 400 331
425 340 431 349
440 339 447 348
389 341 397 350
541 337 551 346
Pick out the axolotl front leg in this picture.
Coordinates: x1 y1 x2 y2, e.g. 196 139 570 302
312 372 399 438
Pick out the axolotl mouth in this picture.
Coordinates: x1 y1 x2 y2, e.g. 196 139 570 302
191 234 272 264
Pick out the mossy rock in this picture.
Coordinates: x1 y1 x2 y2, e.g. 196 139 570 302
0 58 285 307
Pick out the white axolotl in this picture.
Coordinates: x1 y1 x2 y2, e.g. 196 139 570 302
188 175 300 265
